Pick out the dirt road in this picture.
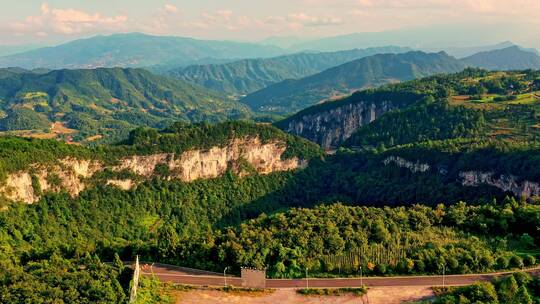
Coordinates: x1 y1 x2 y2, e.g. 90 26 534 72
141 263 540 288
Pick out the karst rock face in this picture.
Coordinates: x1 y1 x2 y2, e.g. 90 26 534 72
460 171 540 199
0 137 306 204
282 100 397 149
383 155 540 199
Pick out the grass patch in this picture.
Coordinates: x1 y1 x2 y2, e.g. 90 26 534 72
217 286 272 295
297 287 367 296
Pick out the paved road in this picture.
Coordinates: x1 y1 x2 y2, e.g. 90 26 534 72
141 264 540 288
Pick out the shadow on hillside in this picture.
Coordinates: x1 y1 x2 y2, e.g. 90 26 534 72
213 152 508 229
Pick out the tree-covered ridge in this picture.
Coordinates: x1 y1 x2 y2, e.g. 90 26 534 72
166 46 411 95
0 67 251 143
278 68 540 148
0 136 94 179
343 69 540 148
343 99 487 148
280 68 539 120
120 121 322 160
0 121 322 184
242 51 466 115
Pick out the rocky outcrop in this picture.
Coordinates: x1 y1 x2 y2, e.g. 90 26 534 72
114 138 303 181
106 179 135 191
383 156 430 173
281 100 398 149
383 155 540 199
0 137 306 204
1 172 37 204
0 159 103 204
460 171 540 198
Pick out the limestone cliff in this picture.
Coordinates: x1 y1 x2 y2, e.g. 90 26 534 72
460 171 540 199
113 138 303 181
383 155 540 199
383 156 430 173
0 137 306 204
280 100 398 148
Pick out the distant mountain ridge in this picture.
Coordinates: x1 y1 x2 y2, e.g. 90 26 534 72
166 46 412 95
462 46 540 70
241 51 466 115
0 33 285 69
439 41 516 58
0 67 250 142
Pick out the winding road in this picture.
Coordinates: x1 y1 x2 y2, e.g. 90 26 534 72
140 263 540 288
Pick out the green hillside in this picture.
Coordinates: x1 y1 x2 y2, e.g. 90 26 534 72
241 51 465 115
167 46 411 95
344 69 540 148
0 68 251 142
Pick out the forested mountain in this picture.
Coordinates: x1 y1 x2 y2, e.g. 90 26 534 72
2 67 540 302
241 51 465 115
0 67 250 142
0 33 285 69
166 46 411 95
278 69 540 148
0 67 49 79
462 46 540 70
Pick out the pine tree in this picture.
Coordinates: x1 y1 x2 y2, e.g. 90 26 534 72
113 252 125 273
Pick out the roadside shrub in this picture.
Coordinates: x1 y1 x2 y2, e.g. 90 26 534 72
524 255 536 267
496 256 509 269
509 255 524 269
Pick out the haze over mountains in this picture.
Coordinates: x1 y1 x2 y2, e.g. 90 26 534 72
1 32 538 71
462 46 540 70
285 23 540 52
0 33 285 69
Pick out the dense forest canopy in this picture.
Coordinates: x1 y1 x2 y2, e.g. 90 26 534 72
1 68 540 303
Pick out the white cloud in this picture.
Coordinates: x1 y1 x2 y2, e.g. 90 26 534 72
164 4 178 13
288 13 344 27
9 2 128 35
2 0 539 46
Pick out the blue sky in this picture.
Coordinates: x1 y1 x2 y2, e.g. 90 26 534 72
1 0 539 48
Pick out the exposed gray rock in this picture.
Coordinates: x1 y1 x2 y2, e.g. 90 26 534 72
460 171 540 198
383 156 430 173
282 100 397 148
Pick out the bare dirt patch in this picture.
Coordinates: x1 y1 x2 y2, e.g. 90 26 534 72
51 122 77 135
173 286 433 304
367 286 434 304
24 132 58 139
85 134 103 142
